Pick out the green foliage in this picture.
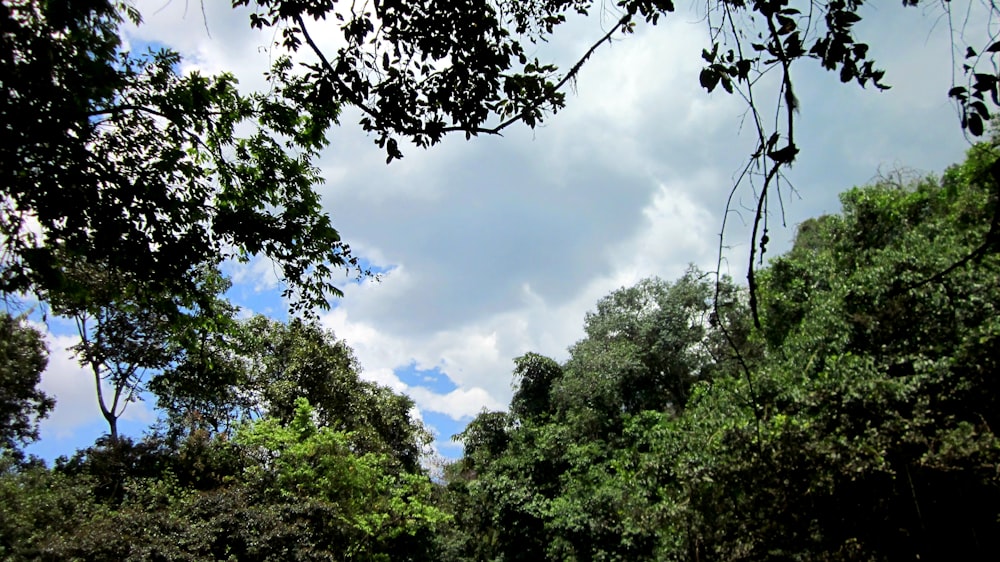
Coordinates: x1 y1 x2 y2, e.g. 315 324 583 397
0 397 443 561
510 353 562 422
234 398 448 561
0 462 102 560
437 144 1000 561
556 268 747 436
1 0 359 315
439 269 750 561
5 2 1000 557
453 411 512 474
154 314 430 471
0 305 446 560
0 313 53 451
650 144 1000 560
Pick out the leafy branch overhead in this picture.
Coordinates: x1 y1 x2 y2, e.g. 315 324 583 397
1 1 365 315
235 0 1000 326
233 0 1000 155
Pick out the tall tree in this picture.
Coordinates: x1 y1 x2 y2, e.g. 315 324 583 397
557 268 746 428
46 264 233 443
441 270 751 561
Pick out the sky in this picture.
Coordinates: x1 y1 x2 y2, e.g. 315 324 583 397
24 0 982 462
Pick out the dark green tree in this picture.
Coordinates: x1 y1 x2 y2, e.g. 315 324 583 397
623 142 1000 560
509 353 562 423
0 313 53 452
556 268 746 433
2 0 357 316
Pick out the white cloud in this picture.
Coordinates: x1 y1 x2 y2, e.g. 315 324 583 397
319 176 719 420
608 179 719 282
407 387 505 421
35 332 98 439
228 254 283 293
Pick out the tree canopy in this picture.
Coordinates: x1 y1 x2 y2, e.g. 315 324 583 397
234 0 991 154
4 0 999 318
438 141 1000 561
232 0 1000 308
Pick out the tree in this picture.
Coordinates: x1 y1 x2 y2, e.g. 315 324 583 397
509 353 562 423
626 143 1000 560
440 271 751 561
62 284 178 444
235 398 446 561
153 314 431 471
557 268 746 428
0 460 103 559
0 313 53 451
1 0 360 316
0 399 446 561
233 0 942 154
49 264 233 444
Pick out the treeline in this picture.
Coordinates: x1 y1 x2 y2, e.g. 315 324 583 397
435 142 1000 561
0 317 444 560
2 143 1000 560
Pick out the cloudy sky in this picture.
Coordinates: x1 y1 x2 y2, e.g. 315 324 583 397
27 1 982 460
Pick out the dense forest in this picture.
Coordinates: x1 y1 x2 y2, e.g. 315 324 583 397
437 143 1000 560
4 0 1000 560
2 142 999 560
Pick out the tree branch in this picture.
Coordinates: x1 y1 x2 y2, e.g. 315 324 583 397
294 12 632 140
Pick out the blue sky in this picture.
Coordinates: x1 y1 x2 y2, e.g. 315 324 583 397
25 1 983 464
